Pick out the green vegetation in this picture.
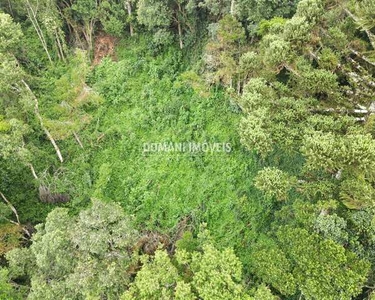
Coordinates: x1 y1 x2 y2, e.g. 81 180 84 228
1 0 375 299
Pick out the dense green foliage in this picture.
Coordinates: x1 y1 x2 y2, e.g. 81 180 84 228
7 200 138 299
1 0 375 299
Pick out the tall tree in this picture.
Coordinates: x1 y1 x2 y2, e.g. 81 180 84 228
0 12 62 170
6 200 139 299
234 0 375 297
251 227 370 299
122 243 252 299
136 0 198 49
22 0 53 63
38 49 101 150
204 15 245 89
238 0 375 210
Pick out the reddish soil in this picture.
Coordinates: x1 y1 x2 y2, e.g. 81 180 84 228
93 33 117 65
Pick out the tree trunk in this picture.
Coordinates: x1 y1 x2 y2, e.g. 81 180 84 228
177 21 183 49
125 1 134 36
349 48 375 67
55 29 66 62
230 0 235 15
237 77 241 95
177 4 184 49
0 192 31 237
83 20 95 53
73 131 84 149
344 8 375 49
25 0 53 63
21 80 64 163
29 163 39 180
7 0 13 17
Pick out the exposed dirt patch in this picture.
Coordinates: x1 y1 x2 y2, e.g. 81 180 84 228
93 33 117 65
135 232 170 255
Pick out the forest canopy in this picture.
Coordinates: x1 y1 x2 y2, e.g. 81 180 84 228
0 0 375 299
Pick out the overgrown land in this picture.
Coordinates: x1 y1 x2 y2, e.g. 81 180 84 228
1 0 375 299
